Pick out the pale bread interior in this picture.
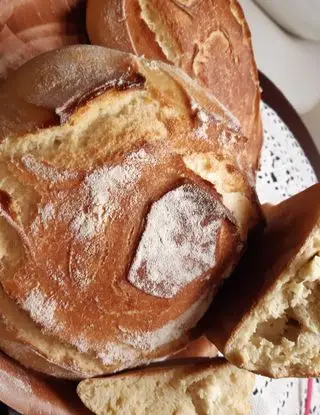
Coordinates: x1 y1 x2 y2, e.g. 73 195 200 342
77 361 255 415
226 225 320 377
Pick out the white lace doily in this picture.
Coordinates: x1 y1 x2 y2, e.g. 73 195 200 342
257 102 317 205
251 102 319 415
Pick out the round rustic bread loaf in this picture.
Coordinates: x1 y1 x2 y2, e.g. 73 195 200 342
86 0 262 176
0 45 261 379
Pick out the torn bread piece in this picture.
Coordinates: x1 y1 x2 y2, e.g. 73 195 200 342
77 358 255 415
207 184 320 377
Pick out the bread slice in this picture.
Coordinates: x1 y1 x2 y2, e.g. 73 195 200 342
77 358 255 415
207 184 320 377
86 0 262 175
0 45 262 378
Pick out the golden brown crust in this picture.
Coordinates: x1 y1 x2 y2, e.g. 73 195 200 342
0 350 90 415
0 45 261 378
86 0 262 174
2 150 238 361
207 184 320 360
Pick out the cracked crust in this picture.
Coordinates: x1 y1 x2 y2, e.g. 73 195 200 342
0 45 262 379
86 0 262 176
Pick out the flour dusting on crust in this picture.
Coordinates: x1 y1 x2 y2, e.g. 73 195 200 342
69 148 156 240
0 366 32 395
97 343 139 366
191 99 211 139
22 288 57 331
26 148 158 291
22 155 77 183
128 184 225 298
119 291 212 351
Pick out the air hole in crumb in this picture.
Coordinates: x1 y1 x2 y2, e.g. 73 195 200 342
283 318 301 342
54 139 62 147
254 316 288 345
254 314 301 345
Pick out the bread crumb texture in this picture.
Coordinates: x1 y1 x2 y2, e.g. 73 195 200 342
227 227 320 377
77 361 255 415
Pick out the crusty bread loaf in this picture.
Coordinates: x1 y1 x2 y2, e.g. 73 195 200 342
0 45 262 379
86 0 262 176
0 0 86 80
0 350 90 415
207 184 320 378
77 358 255 415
